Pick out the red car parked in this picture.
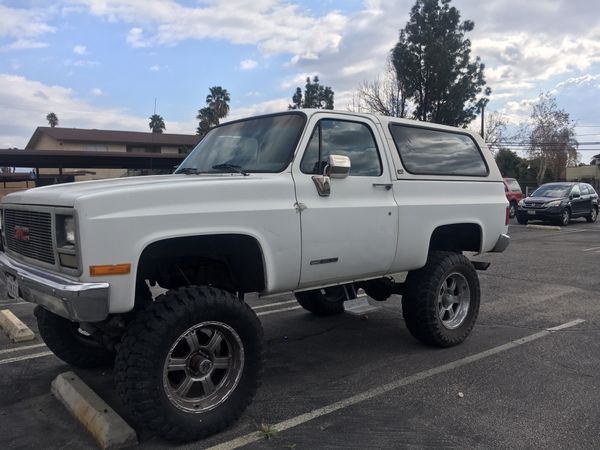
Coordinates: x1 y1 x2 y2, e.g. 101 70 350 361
503 178 523 218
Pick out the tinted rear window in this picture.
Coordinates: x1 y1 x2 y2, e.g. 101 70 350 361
506 179 522 192
389 125 488 176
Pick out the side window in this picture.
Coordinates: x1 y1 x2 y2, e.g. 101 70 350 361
571 184 581 196
300 119 382 176
389 125 488 176
587 184 597 195
580 184 590 195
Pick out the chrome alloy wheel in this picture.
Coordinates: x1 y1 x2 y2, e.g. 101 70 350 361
437 272 471 330
163 321 244 413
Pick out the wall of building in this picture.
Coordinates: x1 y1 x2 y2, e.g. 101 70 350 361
0 181 35 200
23 133 189 184
566 165 600 190
34 136 127 181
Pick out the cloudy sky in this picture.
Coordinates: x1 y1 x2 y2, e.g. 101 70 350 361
1 0 599 161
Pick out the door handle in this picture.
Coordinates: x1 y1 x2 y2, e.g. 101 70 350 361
372 183 392 190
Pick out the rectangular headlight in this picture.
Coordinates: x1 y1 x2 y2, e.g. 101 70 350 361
56 214 76 247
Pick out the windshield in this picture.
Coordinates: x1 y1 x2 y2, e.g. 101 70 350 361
175 113 306 174
531 184 571 198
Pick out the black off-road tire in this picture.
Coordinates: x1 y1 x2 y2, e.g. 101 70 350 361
35 306 115 368
516 215 528 225
586 206 598 223
401 251 480 347
509 201 517 218
114 286 264 442
295 286 346 316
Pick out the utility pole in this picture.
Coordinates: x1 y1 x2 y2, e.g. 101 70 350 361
480 102 485 138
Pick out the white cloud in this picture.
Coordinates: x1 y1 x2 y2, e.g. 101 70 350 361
280 73 317 90
126 27 149 48
0 39 48 52
73 0 347 59
90 88 103 96
64 59 100 68
73 45 87 55
227 98 290 121
149 64 169 71
0 74 195 149
240 59 258 70
0 5 55 40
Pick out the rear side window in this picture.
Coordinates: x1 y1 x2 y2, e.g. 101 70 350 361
587 184 597 195
581 184 590 195
389 125 488 176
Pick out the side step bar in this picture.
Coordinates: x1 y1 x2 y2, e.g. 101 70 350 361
471 260 491 271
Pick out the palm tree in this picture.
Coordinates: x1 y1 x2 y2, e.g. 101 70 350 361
206 86 230 123
149 114 166 133
196 107 217 137
46 112 58 127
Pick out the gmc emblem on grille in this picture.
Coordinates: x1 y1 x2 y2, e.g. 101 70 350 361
14 226 30 242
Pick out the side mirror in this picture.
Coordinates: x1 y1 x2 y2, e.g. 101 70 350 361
325 154 351 179
571 192 580 199
311 155 351 197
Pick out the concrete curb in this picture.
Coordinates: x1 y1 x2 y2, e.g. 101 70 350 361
0 309 35 342
526 224 561 231
51 372 138 450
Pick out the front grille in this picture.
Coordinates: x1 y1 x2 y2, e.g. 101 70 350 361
524 202 544 209
4 209 55 265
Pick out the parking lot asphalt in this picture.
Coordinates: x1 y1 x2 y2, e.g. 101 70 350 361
1 218 599 449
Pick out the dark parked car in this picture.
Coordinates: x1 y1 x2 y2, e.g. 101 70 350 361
503 178 524 218
516 182 598 226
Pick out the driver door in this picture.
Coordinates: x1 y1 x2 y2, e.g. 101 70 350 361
292 114 398 289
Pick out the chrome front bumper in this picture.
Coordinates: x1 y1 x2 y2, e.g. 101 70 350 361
0 252 109 322
491 233 511 253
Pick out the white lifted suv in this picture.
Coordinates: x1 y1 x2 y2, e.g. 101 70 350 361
0 110 509 442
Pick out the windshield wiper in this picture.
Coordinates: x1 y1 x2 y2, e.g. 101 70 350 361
211 163 249 176
177 167 201 175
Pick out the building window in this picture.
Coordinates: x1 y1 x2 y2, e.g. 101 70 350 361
85 144 109 152
126 145 160 153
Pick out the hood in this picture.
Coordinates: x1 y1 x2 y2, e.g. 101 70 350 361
1 174 253 207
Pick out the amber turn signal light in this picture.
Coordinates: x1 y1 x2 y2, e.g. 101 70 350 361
89 263 131 276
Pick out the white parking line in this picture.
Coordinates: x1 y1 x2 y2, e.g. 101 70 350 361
256 306 302 316
0 343 46 355
252 300 297 310
581 246 600 252
205 318 586 450
0 351 54 366
0 301 29 306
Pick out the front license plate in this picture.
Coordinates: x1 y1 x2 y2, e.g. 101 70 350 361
6 273 18 299
527 210 536 215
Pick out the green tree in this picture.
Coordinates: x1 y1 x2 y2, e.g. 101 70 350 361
391 0 488 127
526 92 578 184
289 76 334 110
495 149 525 179
206 86 231 120
196 86 231 137
149 114 165 133
46 112 58 127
